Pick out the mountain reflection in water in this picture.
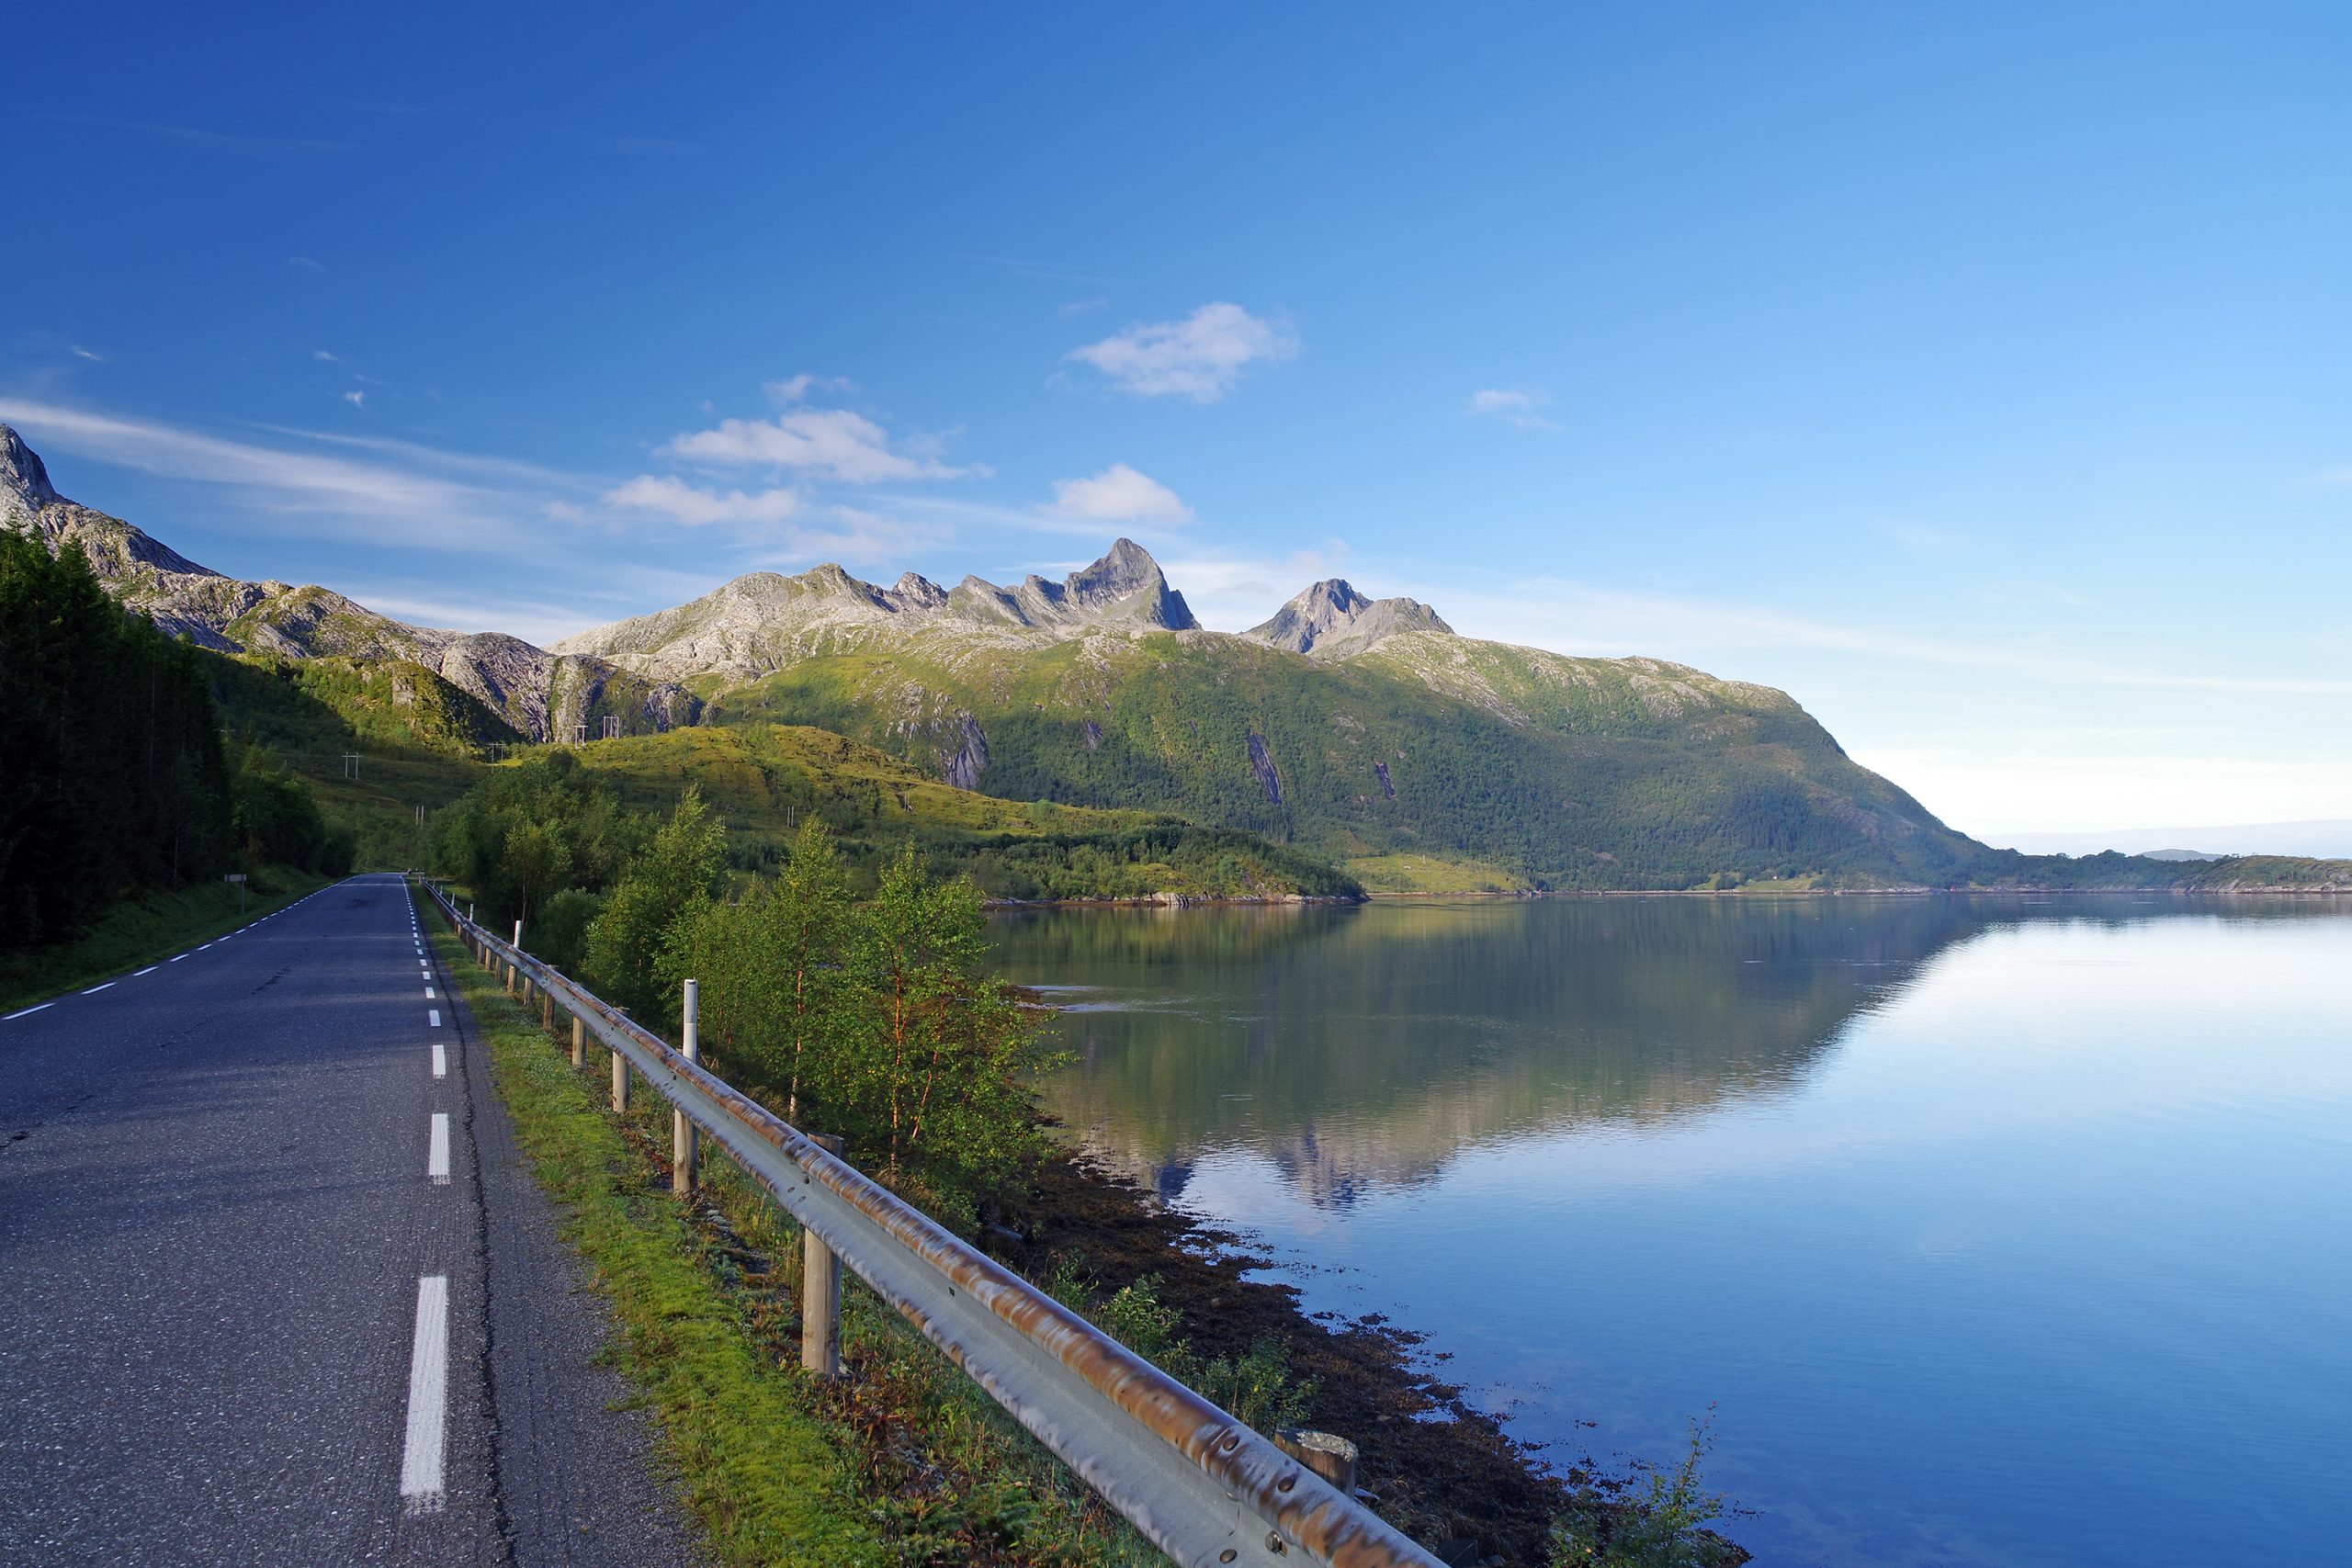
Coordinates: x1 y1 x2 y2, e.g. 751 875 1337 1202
994 897 2041 1205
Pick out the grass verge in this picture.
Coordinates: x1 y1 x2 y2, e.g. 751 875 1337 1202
424 896 883 1565
0 866 331 1013
419 886 1158 1566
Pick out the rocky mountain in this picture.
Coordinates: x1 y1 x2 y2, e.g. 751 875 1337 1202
1 424 693 743
544 536 1983 890
1242 578 1451 659
18 423 2211 891
551 536 1196 683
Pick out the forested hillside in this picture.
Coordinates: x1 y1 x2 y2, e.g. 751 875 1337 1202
0 531 349 950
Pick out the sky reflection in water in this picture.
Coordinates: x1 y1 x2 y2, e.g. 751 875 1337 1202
991 897 2352 1568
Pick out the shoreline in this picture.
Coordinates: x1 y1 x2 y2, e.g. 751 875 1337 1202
991 1146 1752 1566
984 883 2352 912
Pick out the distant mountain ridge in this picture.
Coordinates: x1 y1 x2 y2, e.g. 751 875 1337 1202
1 423 694 742
16 423 2341 892
550 536 1197 682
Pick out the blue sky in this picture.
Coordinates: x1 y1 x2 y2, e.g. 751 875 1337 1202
6 2 2348 840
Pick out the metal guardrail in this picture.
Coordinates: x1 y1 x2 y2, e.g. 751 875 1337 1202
420 880 1440 1568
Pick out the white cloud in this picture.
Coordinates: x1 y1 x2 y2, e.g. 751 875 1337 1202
70 345 108 363
1066 302 1299 402
604 474 801 525
1047 463 1193 525
662 407 976 482
763 373 854 405
1057 297 1109 318
342 389 367 409
1464 388 1561 432
314 349 343 364
284 255 324 271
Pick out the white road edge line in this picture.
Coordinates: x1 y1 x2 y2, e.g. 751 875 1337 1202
4 1002 54 1021
133 966 157 976
83 982 114 995
399 1275 450 1512
170 954 188 963
427 1113 450 1184
424 986 436 999
428 1009 441 1028
431 1040 447 1078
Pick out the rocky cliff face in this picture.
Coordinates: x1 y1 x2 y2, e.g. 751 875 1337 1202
557 536 1199 682
0 423 695 742
1242 578 1453 659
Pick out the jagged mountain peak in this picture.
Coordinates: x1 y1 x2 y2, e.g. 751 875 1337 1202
558 537 1197 680
1244 577 1453 659
0 423 62 515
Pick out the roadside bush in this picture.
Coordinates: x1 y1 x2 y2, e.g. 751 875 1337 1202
1046 1261 1315 1438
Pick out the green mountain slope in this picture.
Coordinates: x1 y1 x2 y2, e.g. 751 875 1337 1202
554 724 1363 901
700 626 1983 890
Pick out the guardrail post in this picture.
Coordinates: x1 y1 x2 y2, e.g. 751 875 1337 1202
802 1134 842 1376
673 980 698 1195
571 1014 584 1068
611 1008 630 1113
1275 1428 1360 1497
540 988 553 1032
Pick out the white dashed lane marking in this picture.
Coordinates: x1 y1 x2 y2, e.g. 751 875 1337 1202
428 1010 441 1028
4 1003 54 1021
399 1276 449 1511
427 1114 450 1184
133 966 156 976
83 982 114 995
431 1040 446 1078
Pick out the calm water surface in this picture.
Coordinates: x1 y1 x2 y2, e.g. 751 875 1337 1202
990 897 2352 1567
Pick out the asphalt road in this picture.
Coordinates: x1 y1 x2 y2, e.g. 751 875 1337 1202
0 874 701 1566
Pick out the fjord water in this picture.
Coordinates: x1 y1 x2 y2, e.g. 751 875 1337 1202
991 897 2352 1567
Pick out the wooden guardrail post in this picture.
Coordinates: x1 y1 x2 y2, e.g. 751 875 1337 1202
802 1134 843 1376
571 1014 585 1068
1274 1428 1360 1496
673 980 699 1194
611 1007 631 1113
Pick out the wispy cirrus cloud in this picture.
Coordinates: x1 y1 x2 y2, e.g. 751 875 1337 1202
0 398 565 553
1048 463 1193 525
1066 302 1298 402
1464 387 1561 432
